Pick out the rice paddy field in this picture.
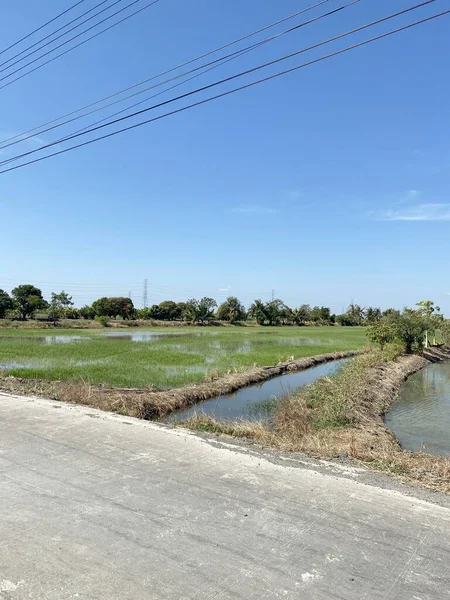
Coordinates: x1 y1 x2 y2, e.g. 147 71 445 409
0 326 367 388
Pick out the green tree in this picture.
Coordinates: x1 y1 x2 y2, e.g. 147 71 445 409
366 321 397 349
108 297 135 320
365 307 382 323
184 297 217 324
336 313 356 326
91 297 135 319
395 309 428 353
135 307 152 319
11 284 47 319
91 297 111 317
347 303 365 325
249 299 267 325
292 304 310 326
0 289 13 318
309 306 331 325
157 301 182 321
416 300 442 346
177 302 187 320
48 290 73 321
217 297 247 324
79 305 96 319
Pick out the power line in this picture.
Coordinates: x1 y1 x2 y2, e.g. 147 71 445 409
0 0 333 149
0 0 87 57
0 0 148 83
0 0 440 171
0 0 118 71
0 0 161 91
0 0 354 157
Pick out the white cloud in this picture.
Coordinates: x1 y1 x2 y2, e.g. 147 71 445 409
232 205 277 215
406 189 421 199
378 203 450 222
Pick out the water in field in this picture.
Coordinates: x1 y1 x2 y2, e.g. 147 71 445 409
385 362 450 456
165 359 348 423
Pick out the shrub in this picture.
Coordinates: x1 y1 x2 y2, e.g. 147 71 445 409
96 315 109 327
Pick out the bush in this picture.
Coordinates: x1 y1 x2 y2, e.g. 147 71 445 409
96 315 109 327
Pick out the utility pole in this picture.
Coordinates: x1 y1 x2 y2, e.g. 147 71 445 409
142 279 148 309
271 289 275 302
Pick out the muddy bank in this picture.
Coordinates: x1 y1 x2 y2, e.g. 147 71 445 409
0 350 360 420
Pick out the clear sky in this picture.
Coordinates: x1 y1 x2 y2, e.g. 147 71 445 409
1 0 449 312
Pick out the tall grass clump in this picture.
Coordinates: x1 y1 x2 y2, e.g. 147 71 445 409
275 353 380 432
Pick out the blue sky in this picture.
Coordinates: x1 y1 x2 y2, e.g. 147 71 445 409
1 0 449 312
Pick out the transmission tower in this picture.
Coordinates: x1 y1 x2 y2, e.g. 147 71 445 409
142 279 148 308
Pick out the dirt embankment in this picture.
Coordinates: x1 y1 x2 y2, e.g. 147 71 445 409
0 350 360 420
182 349 450 493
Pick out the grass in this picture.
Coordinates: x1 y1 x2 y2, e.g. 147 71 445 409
0 326 366 388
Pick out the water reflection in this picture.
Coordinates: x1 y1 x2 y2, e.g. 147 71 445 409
165 359 348 423
385 362 450 456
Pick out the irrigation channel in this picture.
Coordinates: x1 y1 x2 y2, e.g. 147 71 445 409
165 358 349 423
385 360 450 457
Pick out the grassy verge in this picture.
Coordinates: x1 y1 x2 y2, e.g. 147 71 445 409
180 351 450 494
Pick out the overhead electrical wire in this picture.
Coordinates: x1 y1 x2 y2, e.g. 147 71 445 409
2 7 447 177
0 0 87 57
0 0 333 149
0 0 148 82
0 0 352 155
0 0 441 173
0 0 161 91
0 0 119 71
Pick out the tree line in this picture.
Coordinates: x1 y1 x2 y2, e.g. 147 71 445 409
0 284 404 327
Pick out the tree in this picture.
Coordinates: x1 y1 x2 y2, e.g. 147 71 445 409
148 304 161 319
11 284 47 319
336 313 356 326
0 289 13 318
292 304 310 326
217 297 247 324
366 321 397 349
184 297 217 324
309 306 331 325
91 297 111 317
48 290 73 321
79 305 96 320
249 299 267 325
395 309 428 353
157 301 182 321
365 307 382 323
91 297 135 319
177 302 187 320
135 307 152 319
416 300 442 346
347 303 365 325
264 299 286 326
109 297 135 320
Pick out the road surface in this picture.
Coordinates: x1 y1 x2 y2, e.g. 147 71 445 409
0 391 449 599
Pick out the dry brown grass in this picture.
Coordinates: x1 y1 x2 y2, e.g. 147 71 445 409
180 351 450 494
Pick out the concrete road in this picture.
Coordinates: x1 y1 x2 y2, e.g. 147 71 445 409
0 392 449 600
